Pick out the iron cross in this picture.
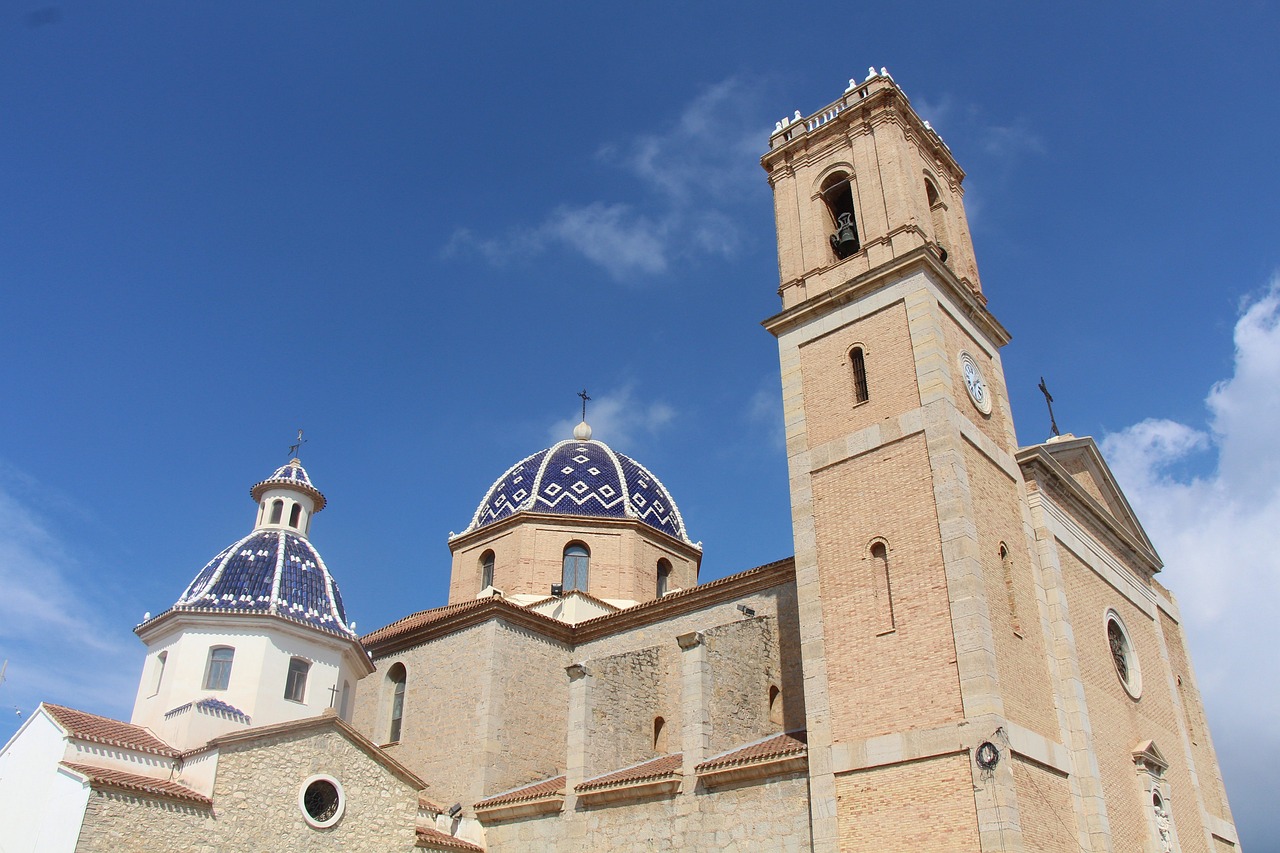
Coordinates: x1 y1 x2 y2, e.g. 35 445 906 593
578 389 591 421
1037 377 1061 437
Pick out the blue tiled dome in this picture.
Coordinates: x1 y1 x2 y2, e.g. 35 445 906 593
173 529 354 637
464 437 694 545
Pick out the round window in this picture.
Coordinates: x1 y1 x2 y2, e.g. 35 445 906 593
1104 610 1142 699
299 774 345 829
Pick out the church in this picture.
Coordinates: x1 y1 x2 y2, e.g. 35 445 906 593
0 71 1242 852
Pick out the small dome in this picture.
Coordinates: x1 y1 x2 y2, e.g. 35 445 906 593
251 458 326 512
173 529 354 637
464 438 694 545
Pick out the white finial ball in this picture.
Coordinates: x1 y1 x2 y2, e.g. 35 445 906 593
574 421 593 441
867 66 877 80
793 109 802 121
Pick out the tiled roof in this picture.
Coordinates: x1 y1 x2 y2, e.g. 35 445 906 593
462 439 694 544
164 697 251 723
576 753 682 792
60 761 209 805
419 792 443 812
415 826 484 851
474 775 565 809
361 598 494 646
44 704 177 757
250 458 326 511
167 528 355 637
696 731 807 773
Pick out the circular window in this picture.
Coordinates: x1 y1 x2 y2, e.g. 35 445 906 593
1104 610 1142 699
299 774 345 829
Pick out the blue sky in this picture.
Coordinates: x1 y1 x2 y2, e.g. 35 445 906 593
2 2 1278 848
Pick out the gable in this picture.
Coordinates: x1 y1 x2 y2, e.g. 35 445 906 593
1019 435 1161 568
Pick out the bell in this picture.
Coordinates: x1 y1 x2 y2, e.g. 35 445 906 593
829 212 860 259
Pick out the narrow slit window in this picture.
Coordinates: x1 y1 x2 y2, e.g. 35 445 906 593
768 685 783 725
270 499 284 524
1000 543 1021 635
850 347 869 404
289 503 302 529
657 559 672 598
870 542 895 632
653 716 667 752
387 663 407 743
480 550 495 590
925 177 950 262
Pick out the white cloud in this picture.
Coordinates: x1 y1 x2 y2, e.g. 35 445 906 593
0 474 141 730
548 386 674 449
1101 277 1280 849
448 77 767 281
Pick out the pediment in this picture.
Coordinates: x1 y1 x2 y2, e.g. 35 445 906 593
1132 739 1169 774
1019 435 1161 569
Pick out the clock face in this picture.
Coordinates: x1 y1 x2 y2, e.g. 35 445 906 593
959 352 993 415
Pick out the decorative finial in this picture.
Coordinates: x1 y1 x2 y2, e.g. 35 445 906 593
867 66 877 81
1038 377 1061 438
578 389 591 422
288 429 306 460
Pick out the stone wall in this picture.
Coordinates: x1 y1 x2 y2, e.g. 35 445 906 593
76 727 419 852
705 616 781 753
481 771 811 851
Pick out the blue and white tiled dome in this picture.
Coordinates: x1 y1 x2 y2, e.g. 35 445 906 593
464 429 694 545
169 460 353 637
174 530 354 636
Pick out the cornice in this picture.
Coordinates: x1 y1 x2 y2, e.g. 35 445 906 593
762 245 1008 346
448 510 702 559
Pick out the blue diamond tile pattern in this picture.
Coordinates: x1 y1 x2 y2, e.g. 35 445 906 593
250 459 327 512
174 529 354 637
466 439 692 544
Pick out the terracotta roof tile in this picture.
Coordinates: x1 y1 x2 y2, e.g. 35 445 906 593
576 754 682 792
419 792 443 812
60 761 209 805
474 775 565 809
696 731 807 773
44 704 177 757
415 826 484 851
362 599 493 646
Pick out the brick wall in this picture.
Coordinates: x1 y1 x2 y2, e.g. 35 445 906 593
834 753 978 852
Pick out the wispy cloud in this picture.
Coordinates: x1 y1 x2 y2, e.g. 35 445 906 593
1101 276 1280 849
446 77 767 281
0 471 141 734
548 386 675 449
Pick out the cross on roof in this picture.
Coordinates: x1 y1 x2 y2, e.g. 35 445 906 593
288 429 307 459
578 389 591 422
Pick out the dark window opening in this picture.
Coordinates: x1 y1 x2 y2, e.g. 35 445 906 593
387 663 407 743
653 716 667 752
284 657 310 702
289 503 302 529
270 499 284 524
657 559 672 598
480 550 495 590
850 347 869 404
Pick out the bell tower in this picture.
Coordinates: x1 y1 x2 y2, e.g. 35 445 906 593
763 71 1060 852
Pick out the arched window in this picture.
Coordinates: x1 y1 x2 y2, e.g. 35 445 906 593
925 177 950 262
653 716 667 753
151 651 167 695
850 346 869 404
657 559 672 598
822 172 860 259
289 503 302 529
562 543 589 592
387 663 407 743
870 541 895 632
270 499 284 524
204 646 234 691
999 543 1022 635
768 685 784 725
1106 611 1141 698
284 657 310 702
339 680 352 721
480 550 495 590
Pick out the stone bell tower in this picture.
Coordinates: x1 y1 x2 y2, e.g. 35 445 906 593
763 71 1062 852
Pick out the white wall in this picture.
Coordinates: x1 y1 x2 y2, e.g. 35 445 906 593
0 709 90 853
